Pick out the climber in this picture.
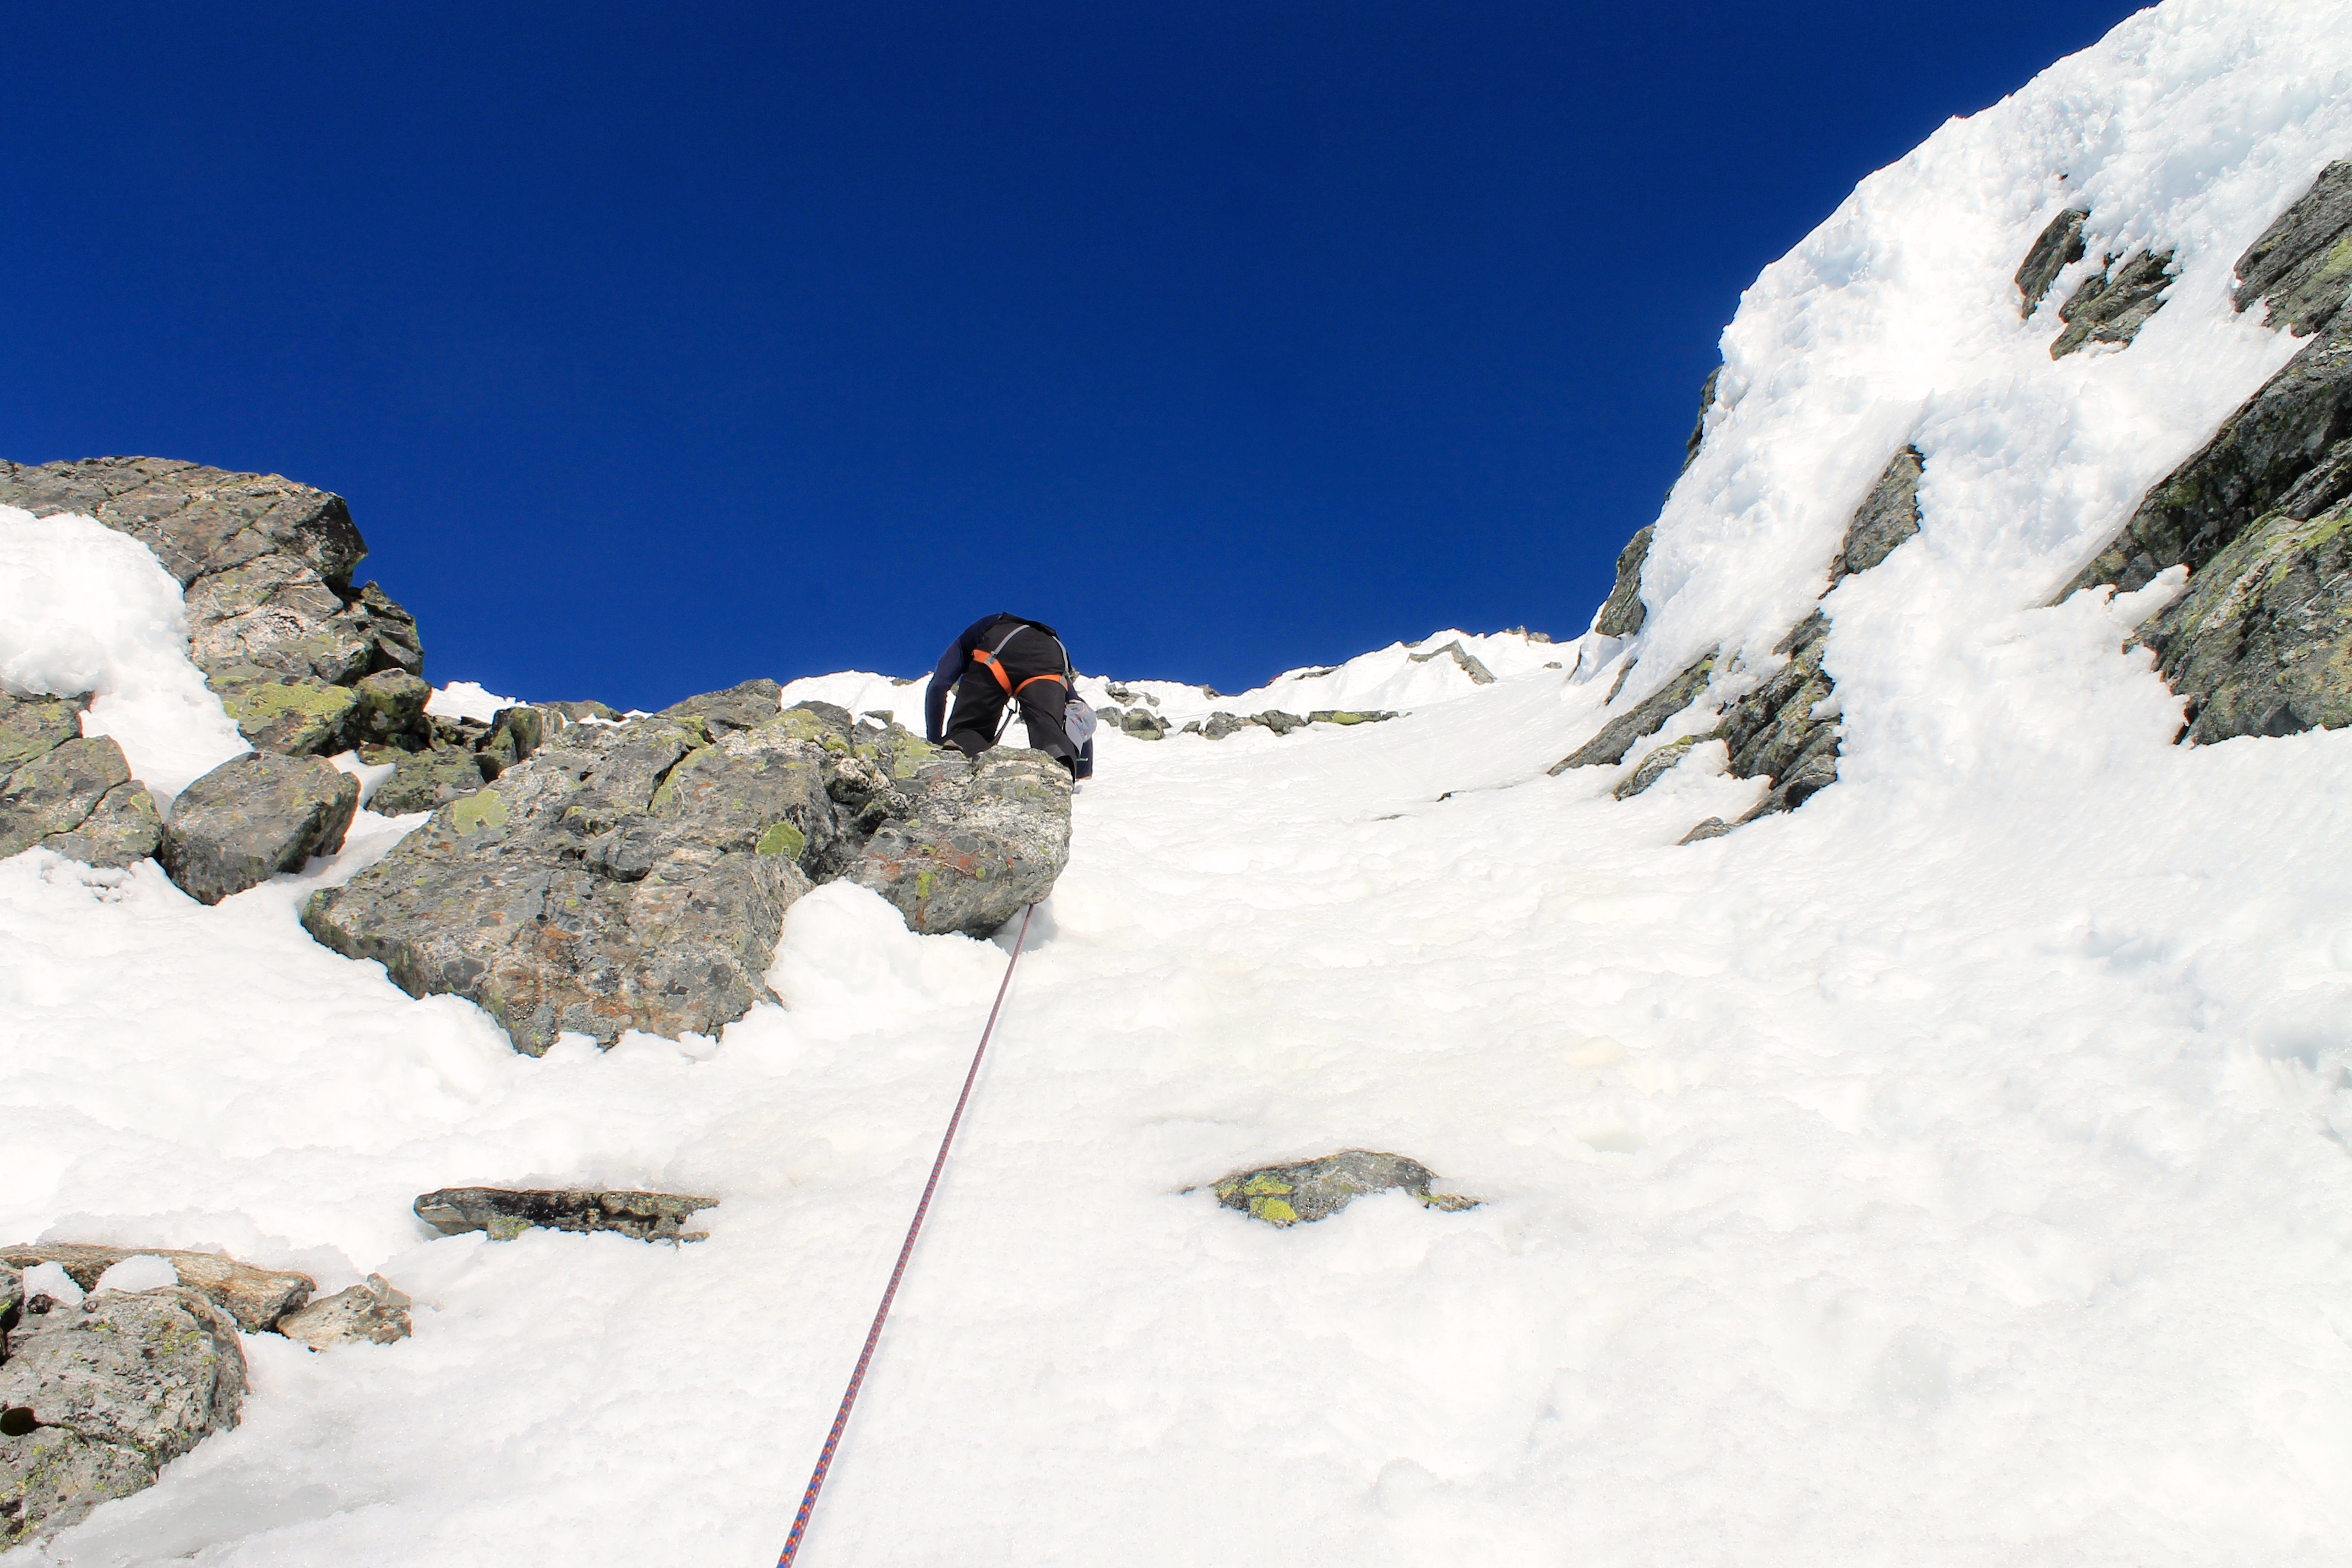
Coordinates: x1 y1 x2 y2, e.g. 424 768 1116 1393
924 613 1095 780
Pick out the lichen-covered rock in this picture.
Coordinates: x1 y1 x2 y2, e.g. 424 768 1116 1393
351 668 432 749
414 1187 716 1243
845 747 1072 936
1550 647 1721 772
2132 495 2352 742
2234 159 2352 336
476 706 545 777
1833 446 1924 581
1613 734 1701 801
1712 612 1840 820
0 693 86 777
363 743 488 815
1409 640 1498 684
1306 710 1396 726
301 705 841 1053
1593 525 1655 638
159 752 360 905
2050 248 2176 359
1118 708 1168 739
0 736 161 868
0 1285 246 1545
274 1275 411 1348
1211 1151 1477 1227
1254 710 1308 736
0 1244 314 1332
2016 206 2090 316
660 677 782 734
0 458 425 757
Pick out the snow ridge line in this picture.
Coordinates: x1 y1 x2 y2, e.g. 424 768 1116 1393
775 902 1036 1567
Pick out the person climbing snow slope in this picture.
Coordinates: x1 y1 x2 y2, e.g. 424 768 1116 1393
925 612 1095 779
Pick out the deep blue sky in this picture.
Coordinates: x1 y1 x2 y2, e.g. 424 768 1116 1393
2 2 2144 706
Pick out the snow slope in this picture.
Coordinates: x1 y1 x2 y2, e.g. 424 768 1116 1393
8 1 2352 1562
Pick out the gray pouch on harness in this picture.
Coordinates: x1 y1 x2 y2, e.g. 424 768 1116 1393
1063 695 1098 748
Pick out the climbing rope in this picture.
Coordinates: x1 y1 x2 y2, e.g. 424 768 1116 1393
775 902 1036 1567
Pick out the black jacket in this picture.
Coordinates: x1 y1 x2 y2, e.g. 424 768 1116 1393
924 613 1072 743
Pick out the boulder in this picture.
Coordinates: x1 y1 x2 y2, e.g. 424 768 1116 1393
2234 159 2352 336
350 668 432 749
660 677 782 734
363 743 489 815
2132 494 2352 742
0 1284 246 1545
0 458 426 758
2050 248 2176 359
414 1188 716 1243
0 733 162 867
1199 711 1251 739
1118 708 1168 739
845 747 1073 936
0 1244 313 1333
159 752 360 905
1210 1151 1477 1227
274 1275 412 1349
1593 525 1655 638
2016 207 2089 317
1254 710 1308 736
0 692 86 776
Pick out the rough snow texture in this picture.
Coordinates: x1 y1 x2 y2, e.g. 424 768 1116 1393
4 3 2352 1563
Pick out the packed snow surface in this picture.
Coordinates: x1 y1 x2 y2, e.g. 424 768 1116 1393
8 1 2352 1562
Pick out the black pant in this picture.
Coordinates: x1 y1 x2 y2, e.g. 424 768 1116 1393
944 627 1089 778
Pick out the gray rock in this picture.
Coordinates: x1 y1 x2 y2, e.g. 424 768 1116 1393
1211 1151 1477 1227
0 458 426 757
2050 248 2177 360
363 744 488 815
0 736 161 868
1550 647 1720 772
476 706 545 778
845 747 1072 936
274 1275 412 1348
2060 316 2352 596
1306 710 1397 726
0 692 88 776
2234 159 2352 336
1683 365 1723 472
0 1285 247 1546
302 709 823 1054
160 752 360 905
1254 710 1308 736
414 1187 716 1243
1593 525 1655 638
1712 612 1841 821
661 678 782 734
1833 446 1924 581
1678 816 1734 845
1408 640 1497 684
2016 207 2089 317
1200 711 1251 739
2132 494 2352 742
1118 708 1168 739
0 1244 314 1333
1613 734 1701 800
350 668 432 750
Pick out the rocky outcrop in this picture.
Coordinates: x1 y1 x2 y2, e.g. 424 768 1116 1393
303 699 1068 1053
2017 207 2089 316
1593 525 1655 638
159 753 360 905
1613 733 1700 800
2050 248 2177 358
843 747 1074 935
1177 707 1389 739
0 706 161 868
1 1283 247 1546
1833 446 1924 581
1211 1151 1477 1227
275 1275 412 1349
0 1244 314 1333
2062 164 2352 598
0 459 426 759
2234 160 2352 336
415 1188 716 1243
1549 648 1720 772
1408 640 1496 684
1682 366 1723 472
366 743 494 815
1712 611 1841 818
2132 494 2352 742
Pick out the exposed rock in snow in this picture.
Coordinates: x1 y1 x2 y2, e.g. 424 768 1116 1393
1832 446 1925 582
0 721 160 869
0 458 425 759
2234 159 2352 336
414 1187 717 1243
659 676 784 735
1712 611 1840 820
0 1285 247 1546
1613 733 1701 801
2015 206 2089 316
1592 524 1654 638
1211 1151 1477 1227
1680 367 1721 473
2050 247 2177 359
1550 648 1719 772
364 742 493 815
274 1275 413 1349
1118 707 1168 739
1407 639 1497 684
843 745 1072 936
160 752 361 906
0 1244 315 1333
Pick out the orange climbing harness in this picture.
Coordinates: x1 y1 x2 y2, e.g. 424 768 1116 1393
971 622 1068 699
